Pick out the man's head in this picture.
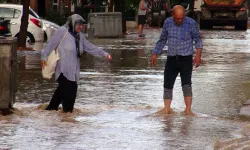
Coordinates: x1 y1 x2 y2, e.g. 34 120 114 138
172 5 185 26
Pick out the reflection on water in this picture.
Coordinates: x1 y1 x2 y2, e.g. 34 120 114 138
1 29 250 149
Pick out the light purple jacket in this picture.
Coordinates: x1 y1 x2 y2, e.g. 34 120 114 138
41 26 109 82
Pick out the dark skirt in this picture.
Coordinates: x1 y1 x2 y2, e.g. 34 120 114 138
46 74 78 113
138 15 146 25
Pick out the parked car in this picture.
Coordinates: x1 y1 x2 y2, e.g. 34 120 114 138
0 4 44 43
42 19 60 42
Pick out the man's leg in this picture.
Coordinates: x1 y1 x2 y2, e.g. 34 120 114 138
183 86 193 115
180 56 193 115
163 57 179 114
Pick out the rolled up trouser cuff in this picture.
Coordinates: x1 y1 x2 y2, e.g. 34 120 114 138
182 84 192 97
163 88 173 100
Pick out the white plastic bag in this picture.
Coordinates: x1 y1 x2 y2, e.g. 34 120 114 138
42 32 68 79
42 48 60 79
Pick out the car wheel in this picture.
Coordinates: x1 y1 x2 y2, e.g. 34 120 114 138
151 12 159 27
235 20 248 31
200 19 213 30
26 32 35 44
15 32 35 45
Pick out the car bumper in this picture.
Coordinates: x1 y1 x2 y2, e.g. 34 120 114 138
31 28 44 42
44 27 57 40
200 18 248 26
201 10 248 21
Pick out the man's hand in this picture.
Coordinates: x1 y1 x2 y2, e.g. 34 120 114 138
150 54 157 67
193 49 202 68
41 60 47 69
193 55 201 68
106 54 112 62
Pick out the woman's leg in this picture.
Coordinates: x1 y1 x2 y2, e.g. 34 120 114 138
141 24 144 34
46 75 63 111
60 76 78 113
138 15 143 35
138 15 146 36
138 24 143 35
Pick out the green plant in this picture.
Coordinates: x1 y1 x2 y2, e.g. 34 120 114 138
125 0 140 10
46 9 67 26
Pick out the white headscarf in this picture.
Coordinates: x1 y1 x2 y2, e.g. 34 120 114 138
64 14 85 32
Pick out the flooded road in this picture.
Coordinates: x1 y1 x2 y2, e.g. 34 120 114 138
1 29 250 149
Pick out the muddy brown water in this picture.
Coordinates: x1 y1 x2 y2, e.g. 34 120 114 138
1 29 250 149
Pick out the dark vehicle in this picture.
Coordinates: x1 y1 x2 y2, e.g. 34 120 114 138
146 0 167 27
147 0 199 27
200 0 248 30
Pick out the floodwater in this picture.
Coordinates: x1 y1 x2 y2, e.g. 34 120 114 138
1 29 250 149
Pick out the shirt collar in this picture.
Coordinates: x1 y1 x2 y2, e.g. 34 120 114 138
170 17 187 27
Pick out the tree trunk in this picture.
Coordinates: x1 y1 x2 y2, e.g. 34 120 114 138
109 0 113 12
114 0 126 33
50 0 53 10
60 0 65 16
17 0 29 47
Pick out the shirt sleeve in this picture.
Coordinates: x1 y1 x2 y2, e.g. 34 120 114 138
41 27 67 61
191 22 203 49
153 20 168 55
81 34 109 57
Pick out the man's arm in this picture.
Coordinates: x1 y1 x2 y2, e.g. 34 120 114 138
191 22 202 68
151 20 168 66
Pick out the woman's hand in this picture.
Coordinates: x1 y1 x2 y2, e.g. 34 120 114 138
106 54 112 62
41 60 47 69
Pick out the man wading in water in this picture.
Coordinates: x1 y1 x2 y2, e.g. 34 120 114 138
151 5 202 115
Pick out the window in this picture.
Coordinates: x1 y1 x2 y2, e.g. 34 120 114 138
53 0 59 11
29 8 40 18
0 8 21 19
0 8 15 18
14 9 21 18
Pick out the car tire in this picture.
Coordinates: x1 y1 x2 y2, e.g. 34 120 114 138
26 32 35 44
151 12 159 27
15 32 35 44
200 19 213 30
235 20 248 31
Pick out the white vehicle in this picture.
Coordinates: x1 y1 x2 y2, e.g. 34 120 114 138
0 4 44 43
42 19 60 42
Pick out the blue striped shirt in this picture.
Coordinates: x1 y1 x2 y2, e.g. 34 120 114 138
41 26 108 82
153 17 202 56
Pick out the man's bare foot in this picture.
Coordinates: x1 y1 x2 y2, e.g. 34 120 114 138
156 108 174 115
183 109 196 116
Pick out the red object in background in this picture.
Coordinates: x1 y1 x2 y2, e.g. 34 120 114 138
204 0 244 7
0 25 7 31
30 18 41 28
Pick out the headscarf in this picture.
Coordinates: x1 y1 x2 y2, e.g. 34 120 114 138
64 14 85 58
64 14 85 33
